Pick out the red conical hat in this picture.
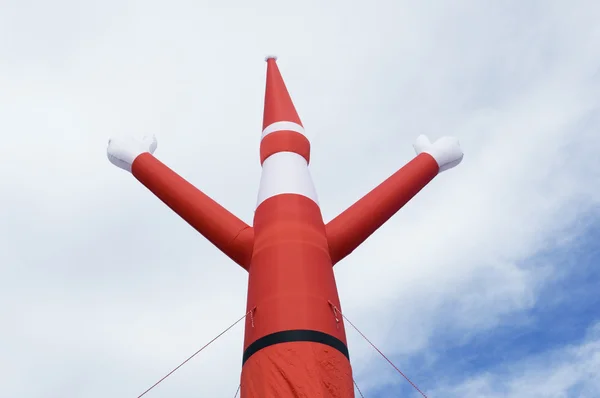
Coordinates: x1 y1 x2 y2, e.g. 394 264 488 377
262 56 303 130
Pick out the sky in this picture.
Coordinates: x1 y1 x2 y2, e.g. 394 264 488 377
1 0 599 397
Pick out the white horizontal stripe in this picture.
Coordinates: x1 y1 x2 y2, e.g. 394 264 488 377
256 151 319 208
261 121 305 140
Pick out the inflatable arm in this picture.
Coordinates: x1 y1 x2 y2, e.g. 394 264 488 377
325 134 463 265
107 135 254 269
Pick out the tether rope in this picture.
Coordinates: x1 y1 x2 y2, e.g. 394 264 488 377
354 378 366 397
136 304 427 398
330 302 429 398
136 310 251 398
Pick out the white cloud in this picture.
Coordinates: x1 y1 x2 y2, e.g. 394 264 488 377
427 322 600 398
0 0 599 397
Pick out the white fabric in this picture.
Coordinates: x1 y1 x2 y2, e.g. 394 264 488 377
413 134 463 173
107 135 157 172
256 151 319 207
261 121 305 140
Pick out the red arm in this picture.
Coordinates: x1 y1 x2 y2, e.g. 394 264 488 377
325 153 439 265
132 153 254 269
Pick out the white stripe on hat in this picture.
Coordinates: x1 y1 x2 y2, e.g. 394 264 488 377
261 121 305 140
256 151 319 208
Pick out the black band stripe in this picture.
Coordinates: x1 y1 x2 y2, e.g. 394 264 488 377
242 329 350 365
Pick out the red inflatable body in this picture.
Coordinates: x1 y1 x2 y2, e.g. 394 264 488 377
107 56 463 397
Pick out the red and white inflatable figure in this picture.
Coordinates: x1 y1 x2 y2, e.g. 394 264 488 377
107 56 463 397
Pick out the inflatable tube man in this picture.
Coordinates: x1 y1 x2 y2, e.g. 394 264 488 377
107 56 463 397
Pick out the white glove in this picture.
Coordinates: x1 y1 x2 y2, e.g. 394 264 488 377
107 134 157 172
413 134 463 173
